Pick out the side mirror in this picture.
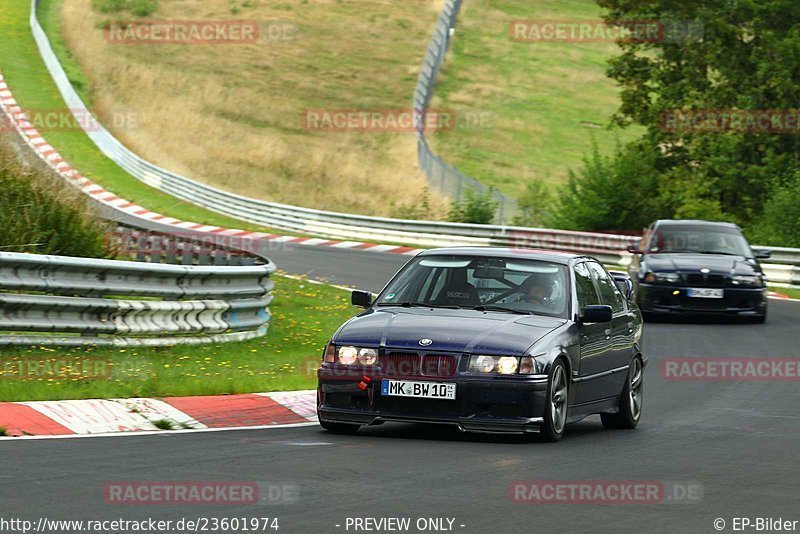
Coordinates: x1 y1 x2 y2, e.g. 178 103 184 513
351 290 373 308
753 249 771 260
581 305 613 324
626 244 643 254
609 270 635 300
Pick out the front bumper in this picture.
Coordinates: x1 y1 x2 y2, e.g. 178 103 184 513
317 366 548 434
637 283 767 316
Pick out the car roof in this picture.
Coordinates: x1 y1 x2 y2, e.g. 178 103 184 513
418 247 586 265
653 219 740 229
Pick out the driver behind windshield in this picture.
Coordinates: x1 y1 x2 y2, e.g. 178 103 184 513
519 273 552 304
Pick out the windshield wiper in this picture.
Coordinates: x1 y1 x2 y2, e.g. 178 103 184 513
472 305 531 315
662 249 739 256
376 301 461 309
694 250 741 256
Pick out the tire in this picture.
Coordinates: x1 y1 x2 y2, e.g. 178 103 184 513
749 313 767 324
601 357 643 430
319 420 361 434
539 360 569 442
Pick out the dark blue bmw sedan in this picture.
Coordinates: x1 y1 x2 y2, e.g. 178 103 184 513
317 248 645 441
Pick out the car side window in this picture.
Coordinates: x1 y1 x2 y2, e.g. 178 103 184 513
574 262 600 311
586 261 624 314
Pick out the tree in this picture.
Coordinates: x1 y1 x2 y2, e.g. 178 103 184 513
553 140 669 232
749 175 800 246
593 0 800 231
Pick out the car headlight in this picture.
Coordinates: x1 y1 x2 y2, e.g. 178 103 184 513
470 355 497 373
497 357 519 375
469 355 521 375
357 348 378 365
732 275 763 288
331 345 379 366
644 272 681 284
337 346 359 365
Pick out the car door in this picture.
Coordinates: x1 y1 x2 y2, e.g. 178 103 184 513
573 262 613 405
586 261 634 396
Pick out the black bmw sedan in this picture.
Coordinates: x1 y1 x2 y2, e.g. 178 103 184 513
317 248 645 442
628 220 771 322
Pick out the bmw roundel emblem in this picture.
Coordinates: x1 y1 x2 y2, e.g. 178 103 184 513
419 338 433 346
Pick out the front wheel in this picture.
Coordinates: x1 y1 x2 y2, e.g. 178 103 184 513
539 361 569 442
601 357 643 430
319 420 361 434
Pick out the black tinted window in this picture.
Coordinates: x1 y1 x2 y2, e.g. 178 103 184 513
574 262 600 310
647 224 751 256
587 261 624 313
375 255 570 319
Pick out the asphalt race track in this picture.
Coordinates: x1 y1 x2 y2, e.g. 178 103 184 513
2 244 799 533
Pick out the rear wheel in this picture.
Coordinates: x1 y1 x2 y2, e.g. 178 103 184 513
319 420 361 434
539 361 568 442
601 357 643 430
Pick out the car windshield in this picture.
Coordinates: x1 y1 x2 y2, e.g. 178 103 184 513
375 255 570 319
646 225 753 257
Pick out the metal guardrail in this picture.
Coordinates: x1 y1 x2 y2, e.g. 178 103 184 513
0 251 275 346
21 0 800 286
413 0 517 223
26 0 526 238
110 226 269 266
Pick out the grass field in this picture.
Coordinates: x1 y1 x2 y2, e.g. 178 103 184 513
2 0 643 219
430 0 643 198
0 0 308 234
771 286 800 301
51 0 448 217
0 275 358 402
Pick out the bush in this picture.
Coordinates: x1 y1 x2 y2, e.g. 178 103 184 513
0 138 111 258
91 0 128 14
512 178 555 227
389 187 432 220
552 140 668 232
749 177 800 247
91 0 157 17
447 187 498 224
130 0 158 17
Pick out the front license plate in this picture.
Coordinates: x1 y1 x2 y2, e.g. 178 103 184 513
381 379 456 400
687 288 724 298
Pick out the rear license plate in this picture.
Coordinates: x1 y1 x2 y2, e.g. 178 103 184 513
687 288 724 298
381 379 456 400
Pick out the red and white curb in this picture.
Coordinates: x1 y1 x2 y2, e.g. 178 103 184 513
0 390 317 438
0 72 419 257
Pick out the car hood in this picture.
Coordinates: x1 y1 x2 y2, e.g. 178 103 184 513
334 308 565 356
643 253 760 276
